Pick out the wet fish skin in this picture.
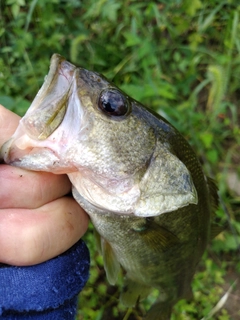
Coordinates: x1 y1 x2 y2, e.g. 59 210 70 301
0 54 218 319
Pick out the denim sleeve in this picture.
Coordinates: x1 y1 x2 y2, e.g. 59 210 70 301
0 239 90 319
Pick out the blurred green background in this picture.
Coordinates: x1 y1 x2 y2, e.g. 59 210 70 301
0 0 240 319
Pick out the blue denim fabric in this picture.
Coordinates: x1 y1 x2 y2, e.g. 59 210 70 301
0 240 90 319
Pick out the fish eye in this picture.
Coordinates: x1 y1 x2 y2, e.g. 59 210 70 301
98 89 130 117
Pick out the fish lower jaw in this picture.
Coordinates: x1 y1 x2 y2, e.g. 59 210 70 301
4 147 74 174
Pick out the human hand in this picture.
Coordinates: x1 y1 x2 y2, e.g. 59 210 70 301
0 104 89 266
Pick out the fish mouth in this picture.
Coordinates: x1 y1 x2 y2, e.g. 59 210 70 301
0 54 82 171
21 54 77 140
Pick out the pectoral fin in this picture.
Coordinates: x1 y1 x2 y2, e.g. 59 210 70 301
101 237 120 285
133 219 179 251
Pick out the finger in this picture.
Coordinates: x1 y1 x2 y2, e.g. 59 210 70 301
0 197 89 265
0 164 72 209
0 105 20 146
0 105 72 208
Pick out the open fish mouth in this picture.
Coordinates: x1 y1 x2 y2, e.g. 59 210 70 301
0 54 82 173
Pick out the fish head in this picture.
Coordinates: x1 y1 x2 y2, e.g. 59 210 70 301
1 54 198 216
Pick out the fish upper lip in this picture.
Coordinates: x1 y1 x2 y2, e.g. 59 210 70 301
42 54 76 96
21 54 77 140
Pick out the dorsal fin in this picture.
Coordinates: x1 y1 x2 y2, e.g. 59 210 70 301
207 177 227 239
210 223 226 239
207 176 219 212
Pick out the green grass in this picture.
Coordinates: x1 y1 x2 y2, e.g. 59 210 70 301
1 0 240 319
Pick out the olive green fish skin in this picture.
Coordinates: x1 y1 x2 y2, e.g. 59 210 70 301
0 54 216 319
72 108 210 303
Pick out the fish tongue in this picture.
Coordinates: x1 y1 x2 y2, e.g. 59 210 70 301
22 54 76 140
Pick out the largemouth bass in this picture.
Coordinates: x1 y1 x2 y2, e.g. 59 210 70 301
0 54 219 319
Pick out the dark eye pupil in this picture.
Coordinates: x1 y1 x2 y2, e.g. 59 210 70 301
102 101 116 113
99 89 129 116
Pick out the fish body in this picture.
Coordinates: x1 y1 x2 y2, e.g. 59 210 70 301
0 54 218 318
